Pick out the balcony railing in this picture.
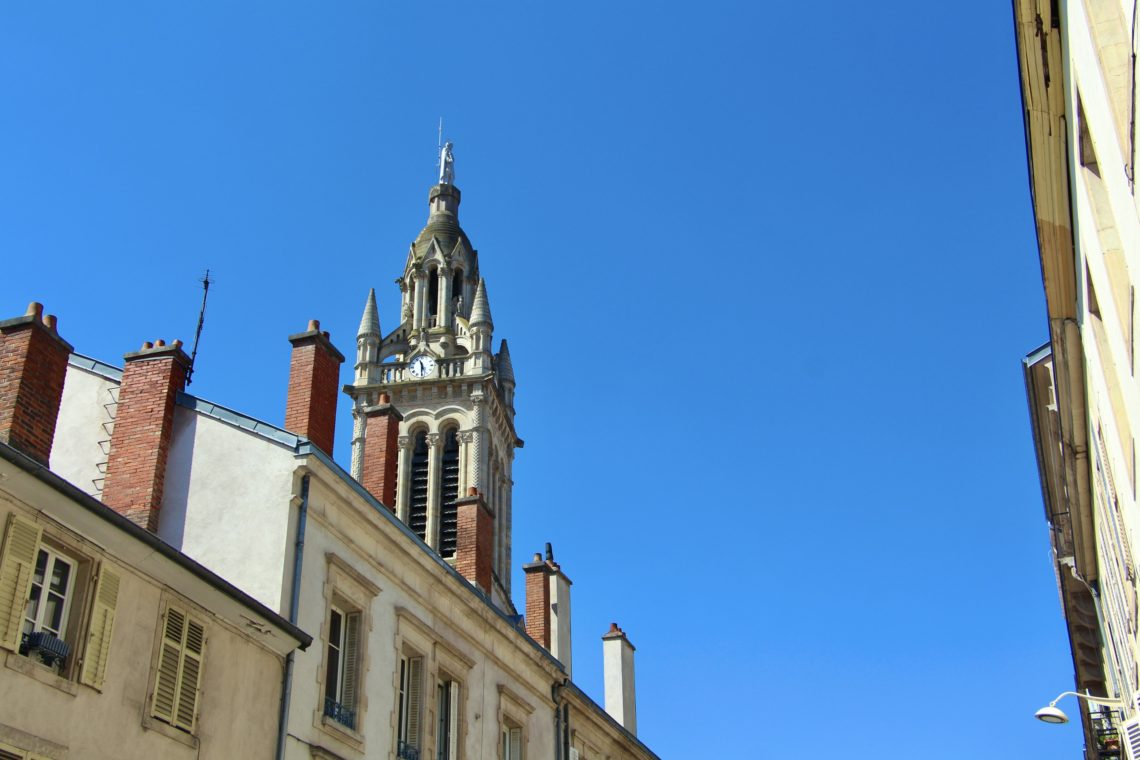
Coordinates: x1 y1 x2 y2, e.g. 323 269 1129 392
397 740 420 760
1090 710 1122 758
380 358 466 384
323 696 356 731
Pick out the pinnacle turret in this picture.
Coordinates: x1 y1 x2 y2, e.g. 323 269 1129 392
358 288 380 337
497 339 515 385
470 278 492 327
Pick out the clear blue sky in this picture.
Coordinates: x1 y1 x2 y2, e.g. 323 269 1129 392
0 2 1081 756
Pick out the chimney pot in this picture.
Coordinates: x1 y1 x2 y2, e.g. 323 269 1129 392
142 341 153 350
155 339 166 347
308 319 320 331
379 392 390 403
26 302 42 319
43 314 57 330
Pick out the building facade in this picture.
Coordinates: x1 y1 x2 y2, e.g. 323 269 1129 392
1016 0 1140 755
0 309 309 760
6 149 658 760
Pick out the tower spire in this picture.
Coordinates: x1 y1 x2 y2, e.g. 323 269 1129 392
469 278 492 327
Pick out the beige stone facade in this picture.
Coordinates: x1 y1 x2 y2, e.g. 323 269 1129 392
1017 0 1140 754
0 440 308 759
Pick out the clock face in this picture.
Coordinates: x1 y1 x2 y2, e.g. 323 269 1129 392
408 355 437 378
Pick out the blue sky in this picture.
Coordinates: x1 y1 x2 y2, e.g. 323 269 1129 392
0 1 1082 756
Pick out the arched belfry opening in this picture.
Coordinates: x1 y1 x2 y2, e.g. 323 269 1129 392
409 431 429 540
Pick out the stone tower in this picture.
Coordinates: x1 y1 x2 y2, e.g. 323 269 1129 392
348 145 521 608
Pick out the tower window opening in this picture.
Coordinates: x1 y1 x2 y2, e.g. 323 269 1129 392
439 428 460 558
409 431 429 540
428 269 440 319
452 270 464 313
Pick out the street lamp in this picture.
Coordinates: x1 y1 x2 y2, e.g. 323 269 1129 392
1035 691 1124 724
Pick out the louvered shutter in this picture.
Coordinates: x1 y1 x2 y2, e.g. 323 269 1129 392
152 607 205 731
509 727 521 760
152 607 186 723
81 564 120 688
1123 715 1140 759
342 612 360 711
407 656 423 748
448 681 460 759
0 515 42 651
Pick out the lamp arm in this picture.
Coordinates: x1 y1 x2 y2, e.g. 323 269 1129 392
1049 691 1125 707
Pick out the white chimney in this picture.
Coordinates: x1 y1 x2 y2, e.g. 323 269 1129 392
602 623 636 734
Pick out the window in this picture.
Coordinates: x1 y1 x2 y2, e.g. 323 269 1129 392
436 679 460 760
0 742 50 760
501 723 522 760
397 654 424 759
409 431 430 540
151 605 205 733
324 605 361 730
438 429 460 558
0 514 119 686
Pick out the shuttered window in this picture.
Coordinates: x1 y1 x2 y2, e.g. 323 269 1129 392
0 515 43 651
398 655 423 758
80 564 120 689
152 606 205 733
323 605 360 729
501 725 522 760
436 679 460 760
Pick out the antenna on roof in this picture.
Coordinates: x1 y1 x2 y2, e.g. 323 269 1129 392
186 269 211 386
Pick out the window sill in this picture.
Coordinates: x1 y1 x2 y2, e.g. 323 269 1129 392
141 714 199 750
315 710 365 749
4 651 78 696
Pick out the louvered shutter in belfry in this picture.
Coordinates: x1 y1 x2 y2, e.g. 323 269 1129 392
152 607 185 723
80 564 121 688
407 656 423 748
0 515 42 651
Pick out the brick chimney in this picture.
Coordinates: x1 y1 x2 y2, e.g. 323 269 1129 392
102 340 190 532
454 486 494 594
602 623 637 735
0 303 73 465
524 543 573 675
285 320 344 456
360 392 403 509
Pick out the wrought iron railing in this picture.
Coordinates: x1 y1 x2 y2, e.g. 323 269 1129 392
1090 710 1122 758
397 740 420 760
323 696 356 731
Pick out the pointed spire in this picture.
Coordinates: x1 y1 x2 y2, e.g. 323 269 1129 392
497 339 515 384
470 278 493 327
358 288 380 337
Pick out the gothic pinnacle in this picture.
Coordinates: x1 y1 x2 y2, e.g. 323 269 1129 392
470 278 492 327
497 339 515 384
358 288 381 337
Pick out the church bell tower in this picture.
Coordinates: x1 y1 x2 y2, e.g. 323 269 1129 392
347 143 521 607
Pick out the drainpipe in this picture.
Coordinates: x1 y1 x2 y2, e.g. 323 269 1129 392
552 678 569 760
275 473 310 760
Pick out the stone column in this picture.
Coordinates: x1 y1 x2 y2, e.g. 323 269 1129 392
425 432 442 550
395 435 412 522
439 268 453 329
413 271 427 330
458 431 475 494
350 407 366 480
469 391 485 494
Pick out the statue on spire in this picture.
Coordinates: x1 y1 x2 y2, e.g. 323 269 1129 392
439 141 455 185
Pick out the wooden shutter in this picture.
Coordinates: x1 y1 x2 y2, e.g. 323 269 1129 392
80 564 120 688
152 607 206 732
175 618 204 731
448 681 460 759
0 515 42 651
406 656 423 748
341 612 360 711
